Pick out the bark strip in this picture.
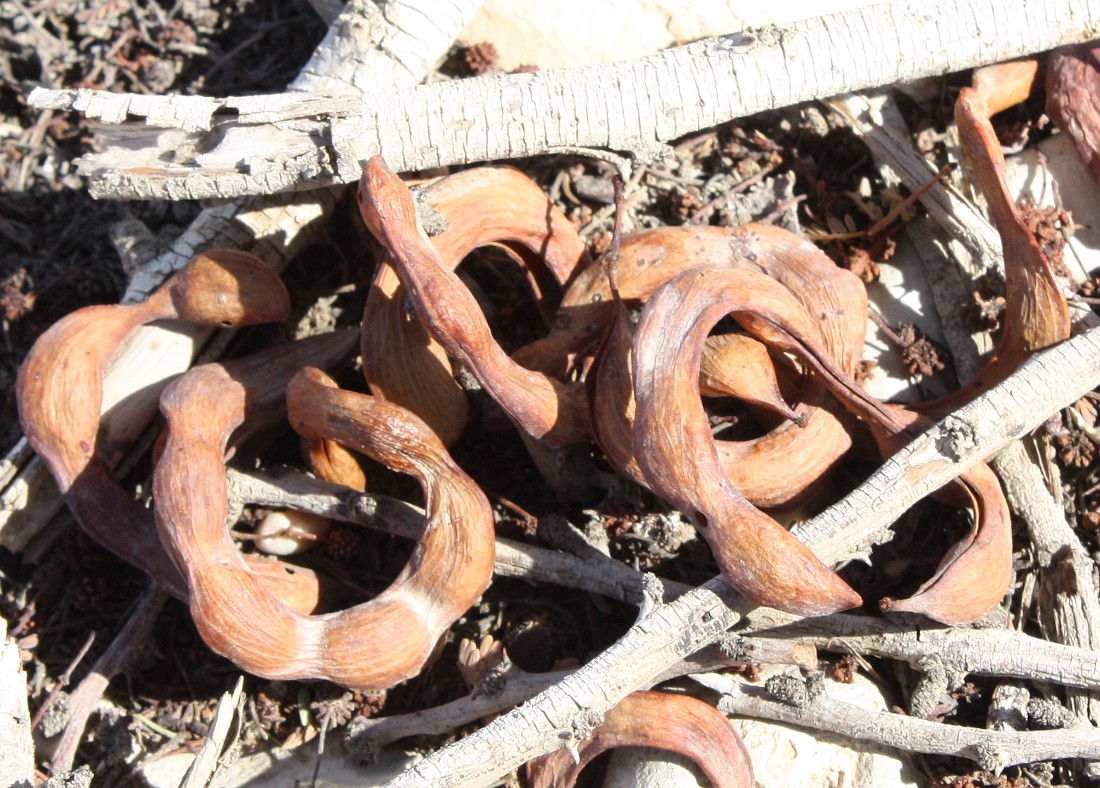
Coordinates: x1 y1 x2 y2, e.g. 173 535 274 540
28 0 1100 201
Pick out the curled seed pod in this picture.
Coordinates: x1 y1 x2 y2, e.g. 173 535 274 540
359 157 590 447
1047 43 1100 186
164 249 292 327
589 224 863 509
843 404 1013 626
698 333 800 418
879 459 1012 624
631 263 862 615
15 250 310 606
301 436 368 492
774 329 1014 626
154 364 495 690
919 61 1069 416
525 691 753 788
362 164 589 446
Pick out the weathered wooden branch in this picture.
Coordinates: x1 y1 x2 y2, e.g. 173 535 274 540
227 467 689 605
705 672 1100 773
28 0 1100 202
385 324 1100 787
0 615 33 788
746 609 1100 691
346 638 813 752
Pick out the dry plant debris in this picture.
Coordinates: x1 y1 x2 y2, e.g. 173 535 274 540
524 689 754 787
6 10 1100 787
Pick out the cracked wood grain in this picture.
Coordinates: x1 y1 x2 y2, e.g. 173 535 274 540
709 672 1100 773
29 0 1100 201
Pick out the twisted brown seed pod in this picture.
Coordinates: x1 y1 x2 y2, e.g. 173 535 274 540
1047 43 1100 186
632 263 865 615
633 256 1013 623
359 157 592 447
590 224 863 509
725 308 1012 624
154 364 495 689
301 434 368 492
890 461 1012 625
525 690 753 788
16 250 324 610
919 60 1069 417
362 165 590 446
839 402 1012 625
880 449 1012 625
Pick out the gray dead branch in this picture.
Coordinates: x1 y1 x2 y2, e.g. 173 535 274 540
27 0 1100 202
387 324 1100 786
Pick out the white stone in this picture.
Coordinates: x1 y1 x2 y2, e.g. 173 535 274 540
253 510 330 556
459 0 880 71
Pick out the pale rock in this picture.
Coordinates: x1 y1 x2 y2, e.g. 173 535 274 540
605 747 707 787
254 510 330 556
459 0 880 71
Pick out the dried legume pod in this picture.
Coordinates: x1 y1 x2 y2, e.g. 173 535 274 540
589 225 863 509
879 456 1012 625
741 309 1014 625
360 157 592 447
525 690 753 788
1047 43 1100 186
632 263 865 615
921 60 1069 416
362 165 589 446
155 364 495 689
301 434 368 492
16 250 323 611
837 403 1012 626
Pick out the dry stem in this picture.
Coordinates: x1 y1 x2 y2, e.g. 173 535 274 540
706 673 1100 773
28 0 1100 201
386 324 1100 787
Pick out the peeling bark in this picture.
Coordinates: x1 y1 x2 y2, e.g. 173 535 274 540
27 0 1100 202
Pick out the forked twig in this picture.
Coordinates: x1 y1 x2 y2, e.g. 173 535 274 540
387 324 1100 787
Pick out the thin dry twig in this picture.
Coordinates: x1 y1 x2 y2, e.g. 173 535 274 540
704 671 1100 773
50 588 168 775
387 324 1100 787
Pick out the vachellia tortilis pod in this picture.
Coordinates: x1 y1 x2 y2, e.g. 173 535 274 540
359 156 592 447
361 163 590 447
631 262 864 616
154 362 495 690
17 250 326 612
525 690 754 788
585 224 864 509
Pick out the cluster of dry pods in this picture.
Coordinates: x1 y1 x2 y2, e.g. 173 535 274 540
16 54 1088 785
